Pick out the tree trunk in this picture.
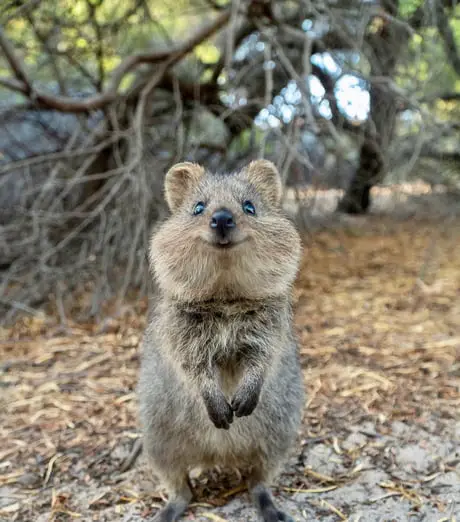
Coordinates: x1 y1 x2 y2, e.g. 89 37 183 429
337 137 384 213
338 0 404 214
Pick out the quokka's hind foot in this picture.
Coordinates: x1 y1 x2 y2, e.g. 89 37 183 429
151 476 192 522
152 500 188 522
251 483 295 522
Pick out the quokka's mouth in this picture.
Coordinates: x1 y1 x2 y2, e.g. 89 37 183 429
200 237 248 250
216 240 233 248
212 240 241 249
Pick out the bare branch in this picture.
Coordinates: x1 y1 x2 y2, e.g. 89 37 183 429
85 0 105 90
421 91 460 102
0 75 27 93
0 10 231 112
434 0 460 75
0 27 33 93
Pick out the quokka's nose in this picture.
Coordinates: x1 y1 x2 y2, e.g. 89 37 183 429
210 209 235 236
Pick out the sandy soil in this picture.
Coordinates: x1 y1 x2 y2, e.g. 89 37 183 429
1 188 460 522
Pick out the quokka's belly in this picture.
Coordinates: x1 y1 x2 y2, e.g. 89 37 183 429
187 386 299 470
189 409 273 470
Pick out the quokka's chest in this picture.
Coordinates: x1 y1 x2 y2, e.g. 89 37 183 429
167 306 275 351
186 312 262 353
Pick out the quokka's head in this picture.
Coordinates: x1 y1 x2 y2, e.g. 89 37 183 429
149 160 301 301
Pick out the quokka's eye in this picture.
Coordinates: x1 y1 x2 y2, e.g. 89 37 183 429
242 200 256 215
193 201 206 215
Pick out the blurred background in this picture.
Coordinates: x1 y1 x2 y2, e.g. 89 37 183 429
0 0 459 322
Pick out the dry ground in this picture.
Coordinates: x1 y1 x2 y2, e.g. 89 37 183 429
1 188 460 522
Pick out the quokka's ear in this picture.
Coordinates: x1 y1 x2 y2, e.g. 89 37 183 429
164 162 205 212
243 159 282 206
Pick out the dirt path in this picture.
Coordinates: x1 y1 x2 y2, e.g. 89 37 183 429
1 196 460 521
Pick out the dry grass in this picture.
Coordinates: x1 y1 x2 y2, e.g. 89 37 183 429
1 214 459 521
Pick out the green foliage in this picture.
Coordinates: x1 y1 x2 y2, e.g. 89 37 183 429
399 0 423 18
195 43 220 64
1 0 220 93
396 26 459 104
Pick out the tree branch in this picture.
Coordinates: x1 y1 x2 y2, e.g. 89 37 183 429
85 0 105 90
421 91 460 102
0 27 33 94
0 10 231 113
434 0 460 75
210 20 255 84
0 76 27 93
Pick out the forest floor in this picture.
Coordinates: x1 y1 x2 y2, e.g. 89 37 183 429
1 186 460 522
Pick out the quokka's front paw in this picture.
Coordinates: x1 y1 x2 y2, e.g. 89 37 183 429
231 381 261 418
202 389 234 429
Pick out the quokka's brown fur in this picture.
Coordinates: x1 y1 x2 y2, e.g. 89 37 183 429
138 160 304 522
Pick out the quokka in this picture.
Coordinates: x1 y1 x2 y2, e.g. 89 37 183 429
138 160 304 521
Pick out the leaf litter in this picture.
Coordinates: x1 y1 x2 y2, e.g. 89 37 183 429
1 204 460 521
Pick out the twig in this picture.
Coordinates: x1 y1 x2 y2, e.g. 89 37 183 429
119 438 143 474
